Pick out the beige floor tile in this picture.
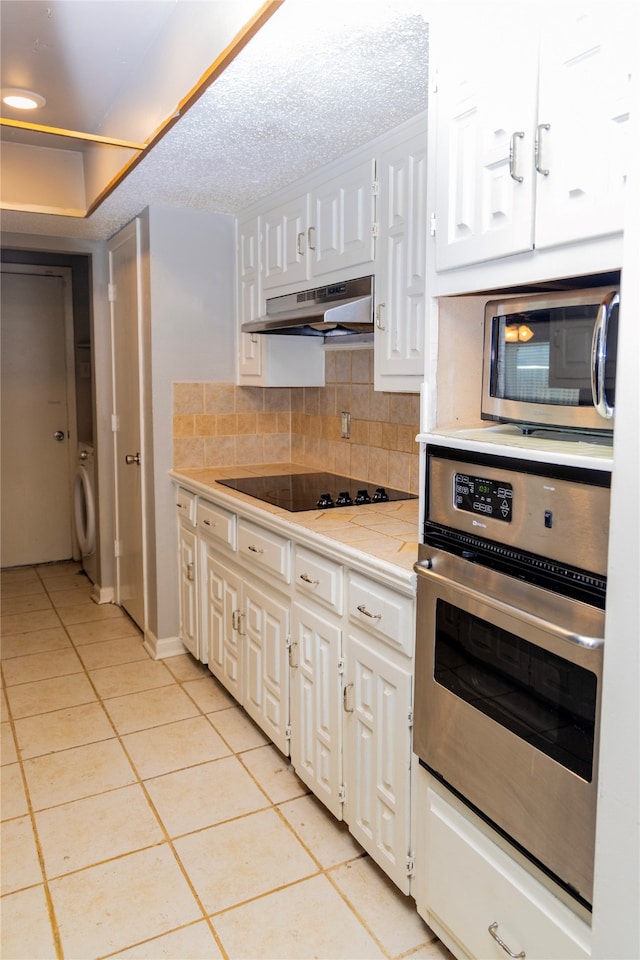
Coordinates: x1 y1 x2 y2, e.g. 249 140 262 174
0 626 71 659
0 577 46 598
122 716 231 780
0 690 8 722
145 755 268 837
66 616 142 645
240 743 308 804
5 671 95 719
48 585 95 607
1 721 18 764
0 609 61 636
55 602 127 626
0 814 43 894
41 572 91 593
182 675 235 713
164 653 211 683
103 684 199 735
208 704 270 752
116 921 224 959
406 938 457 959
330 855 434 957
212 873 386 959
0 567 40 584
35 783 164 878
36 561 82 579
76 635 149 670
24 738 136 810
15 701 114 758
278 794 363 867
50 845 202 959
88 658 174 699
175 808 317 913
1 762 28 819
1 647 83 686
0 593 53 616
0 885 58 960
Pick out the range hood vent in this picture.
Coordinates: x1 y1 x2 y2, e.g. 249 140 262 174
242 275 374 338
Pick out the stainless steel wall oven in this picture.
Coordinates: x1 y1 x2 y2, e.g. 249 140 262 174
413 445 610 908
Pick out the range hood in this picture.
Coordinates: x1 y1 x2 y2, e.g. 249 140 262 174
242 275 374 339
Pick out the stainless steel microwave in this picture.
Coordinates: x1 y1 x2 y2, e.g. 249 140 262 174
481 287 619 434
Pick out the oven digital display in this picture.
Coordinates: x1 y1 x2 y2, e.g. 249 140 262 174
454 473 513 522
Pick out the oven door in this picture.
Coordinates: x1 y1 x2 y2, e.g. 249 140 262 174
413 546 604 905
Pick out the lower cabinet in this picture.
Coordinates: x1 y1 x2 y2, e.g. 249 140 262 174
175 488 201 662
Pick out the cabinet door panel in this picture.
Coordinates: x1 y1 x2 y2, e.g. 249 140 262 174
178 524 199 660
237 216 263 379
344 633 412 893
311 159 375 277
243 580 290 755
263 195 308 289
201 547 241 699
290 602 343 819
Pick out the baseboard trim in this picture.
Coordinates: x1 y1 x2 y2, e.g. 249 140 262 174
91 585 114 605
143 629 186 660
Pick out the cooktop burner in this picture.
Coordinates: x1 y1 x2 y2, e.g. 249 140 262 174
217 472 417 513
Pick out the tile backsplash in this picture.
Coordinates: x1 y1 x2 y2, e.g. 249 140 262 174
173 351 420 493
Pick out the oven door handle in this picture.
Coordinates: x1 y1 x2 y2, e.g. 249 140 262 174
414 558 604 651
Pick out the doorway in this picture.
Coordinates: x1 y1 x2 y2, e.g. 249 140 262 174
1 265 77 567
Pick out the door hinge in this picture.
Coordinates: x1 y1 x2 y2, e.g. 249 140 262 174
285 724 292 741
337 657 345 675
430 213 436 237
408 709 414 728
371 222 379 238
338 784 346 804
111 414 119 432
108 282 116 302
372 179 380 197
406 854 415 877
114 539 122 558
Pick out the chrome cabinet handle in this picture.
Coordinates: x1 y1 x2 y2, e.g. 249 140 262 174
509 131 525 182
186 561 194 582
535 122 550 176
54 430 65 442
357 603 382 621
247 544 264 554
297 231 305 255
591 291 618 420
125 452 141 465
376 303 386 330
232 609 241 631
299 573 320 586
288 639 298 669
307 226 316 251
343 681 354 713
488 922 525 958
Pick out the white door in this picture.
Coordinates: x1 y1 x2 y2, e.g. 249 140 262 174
1 268 76 567
108 221 145 629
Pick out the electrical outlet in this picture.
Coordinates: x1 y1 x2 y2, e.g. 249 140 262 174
341 411 351 439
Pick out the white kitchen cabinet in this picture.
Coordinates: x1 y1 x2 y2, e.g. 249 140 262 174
262 193 309 291
309 158 376 279
201 547 242 701
175 488 200 661
414 770 591 960
374 127 428 392
236 214 263 380
432 5 632 272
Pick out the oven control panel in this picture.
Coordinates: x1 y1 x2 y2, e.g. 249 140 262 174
454 473 513 522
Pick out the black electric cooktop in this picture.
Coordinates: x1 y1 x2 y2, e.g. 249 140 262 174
217 472 417 513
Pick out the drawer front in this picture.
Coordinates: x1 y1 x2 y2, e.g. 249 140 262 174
293 546 343 613
347 572 414 655
197 499 236 549
425 787 591 960
238 518 290 583
175 487 197 526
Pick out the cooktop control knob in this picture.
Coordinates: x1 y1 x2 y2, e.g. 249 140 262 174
336 491 353 507
317 493 334 509
372 487 389 502
355 489 372 504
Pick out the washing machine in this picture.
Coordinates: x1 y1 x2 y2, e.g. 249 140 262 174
74 443 97 583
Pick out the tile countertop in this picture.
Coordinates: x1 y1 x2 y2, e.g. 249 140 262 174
170 464 421 589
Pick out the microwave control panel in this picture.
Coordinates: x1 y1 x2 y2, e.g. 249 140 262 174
454 473 513 523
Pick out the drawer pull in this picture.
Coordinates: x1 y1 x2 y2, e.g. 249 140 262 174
488 922 525 959
203 519 215 527
247 544 264 554
299 573 320 586
176 502 184 508
187 562 194 582
343 681 354 713
357 603 382 621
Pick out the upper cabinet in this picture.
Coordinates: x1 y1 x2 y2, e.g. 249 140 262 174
431 4 632 274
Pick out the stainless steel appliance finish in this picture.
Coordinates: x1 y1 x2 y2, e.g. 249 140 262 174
414 446 610 906
242 275 374 339
481 286 619 434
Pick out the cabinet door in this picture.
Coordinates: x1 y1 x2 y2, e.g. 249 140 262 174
535 5 632 249
201 544 242 700
344 632 413 893
375 131 427 390
243 579 290 756
311 159 376 278
290 602 343 819
178 523 199 660
237 215 263 380
433 16 538 270
262 194 309 290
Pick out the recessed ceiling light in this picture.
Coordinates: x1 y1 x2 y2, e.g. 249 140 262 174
1 88 47 110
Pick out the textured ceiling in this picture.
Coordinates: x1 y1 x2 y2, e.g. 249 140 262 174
0 0 429 242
